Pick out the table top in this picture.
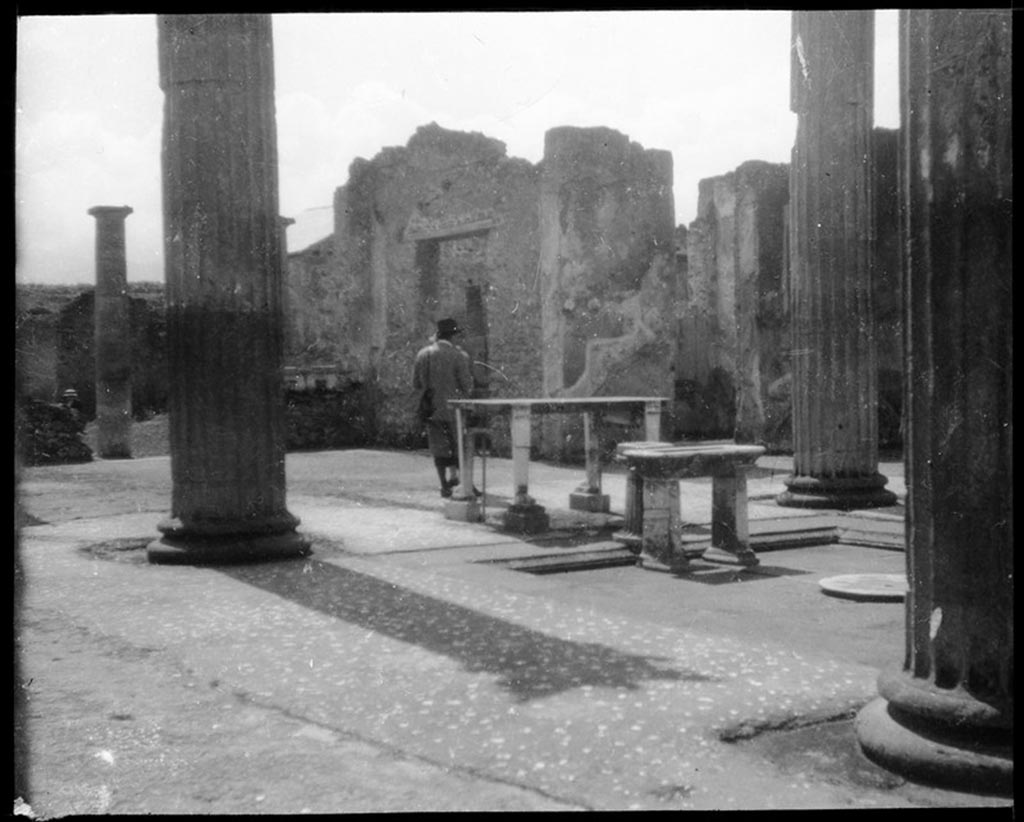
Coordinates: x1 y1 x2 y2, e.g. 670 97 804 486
447 396 668 414
614 440 765 477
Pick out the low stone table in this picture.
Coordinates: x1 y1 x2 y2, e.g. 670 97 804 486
614 441 766 570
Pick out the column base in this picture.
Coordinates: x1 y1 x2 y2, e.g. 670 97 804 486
855 697 1013 796
776 472 898 510
503 504 550 534
147 515 310 565
569 491 610 513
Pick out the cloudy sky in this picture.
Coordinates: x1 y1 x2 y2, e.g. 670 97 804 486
15 10 900 286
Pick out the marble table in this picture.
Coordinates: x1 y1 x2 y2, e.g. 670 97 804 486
445 397 668 532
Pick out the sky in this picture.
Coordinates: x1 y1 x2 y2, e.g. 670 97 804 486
15 10 900 286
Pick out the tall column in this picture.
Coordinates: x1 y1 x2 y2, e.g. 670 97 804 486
778 11 897 509
148 14 308 564
855 10 1012 794
89 205 133 459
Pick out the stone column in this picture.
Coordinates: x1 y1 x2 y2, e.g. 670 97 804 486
148 14 308 564
778 10 897 510
88 205 133 459
855 9 1012 794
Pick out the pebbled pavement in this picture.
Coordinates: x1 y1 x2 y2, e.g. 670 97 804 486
14 449 1013 814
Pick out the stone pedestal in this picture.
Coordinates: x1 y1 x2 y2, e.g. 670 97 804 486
778 10 896 510
855 10 1012 794
89 205 133 459
614 442 763 569
148 14 308 565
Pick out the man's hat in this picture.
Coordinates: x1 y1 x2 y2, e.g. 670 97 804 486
436 318 461 337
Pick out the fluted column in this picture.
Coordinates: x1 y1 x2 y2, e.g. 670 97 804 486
855 9 1012 794
148 14 308 564
89 205 133 459
778 11 896 509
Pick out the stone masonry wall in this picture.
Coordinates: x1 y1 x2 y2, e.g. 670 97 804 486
678 127 902 451
538 126 679 458
42 288 167 421
678 161 789 445
319 123 543 448
284 234 345 367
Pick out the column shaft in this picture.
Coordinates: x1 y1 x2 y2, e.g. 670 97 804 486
89 205 133 459
779 10 896 509
855 9 1012 794
148 14 307 564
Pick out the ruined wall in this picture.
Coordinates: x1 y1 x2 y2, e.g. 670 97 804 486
11 285 167 421
53 290 168 420
16 305 60 403
284 234 345 367
678 128 902 451
282 122 682 455
678 161 789 445
312 123 543 446
538 126 679 457
734 162 790 445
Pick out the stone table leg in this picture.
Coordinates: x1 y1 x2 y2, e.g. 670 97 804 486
570 410 610 513
710 468 759 566
641 478 687 571
644 400 662 442
613 466 644 553
503 406 549 533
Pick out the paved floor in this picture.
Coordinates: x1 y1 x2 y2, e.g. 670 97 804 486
14 449 1013 814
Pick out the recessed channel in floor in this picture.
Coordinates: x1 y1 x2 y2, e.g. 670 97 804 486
484 546 642 574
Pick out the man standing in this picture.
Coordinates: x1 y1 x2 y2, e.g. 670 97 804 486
413 318 473 497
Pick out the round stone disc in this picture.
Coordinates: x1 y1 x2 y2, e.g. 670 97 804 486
818 573 907 602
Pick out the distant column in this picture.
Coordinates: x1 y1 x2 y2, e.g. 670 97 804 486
148 14 308 564
778 10 896 510
855 9 1012 794
89 205 133 459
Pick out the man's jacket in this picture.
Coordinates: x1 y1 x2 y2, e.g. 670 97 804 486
413 339 473 424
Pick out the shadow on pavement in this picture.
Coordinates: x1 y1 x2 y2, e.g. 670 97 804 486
217 556 721 703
